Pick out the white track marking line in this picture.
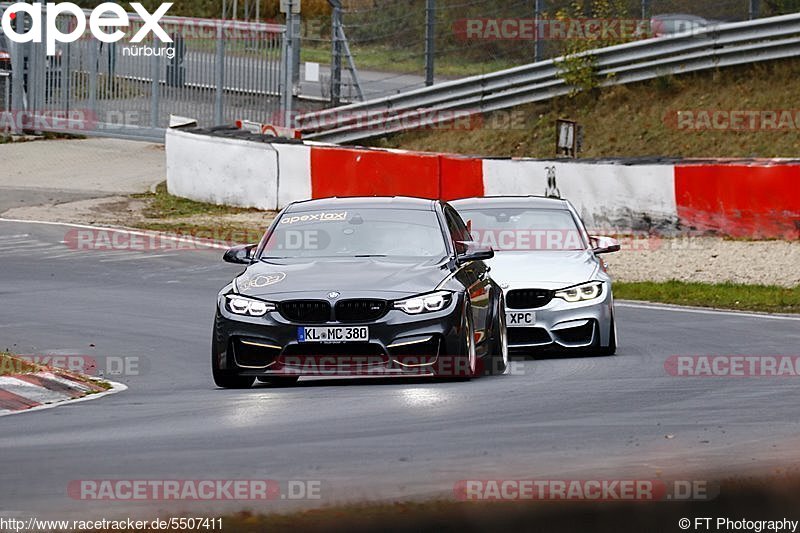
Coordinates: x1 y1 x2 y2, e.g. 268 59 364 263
617 301 800 321
0 239 45 246
0 242 54 250
97 253 179 262
0 218 229 250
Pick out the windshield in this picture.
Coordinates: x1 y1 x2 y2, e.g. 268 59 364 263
458 207 586 252
262 207 447 259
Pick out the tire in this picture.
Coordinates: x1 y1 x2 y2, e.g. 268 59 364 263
437 301 476 380
482 293 509 376
212 349 255 389
257 376 300 386
597 315 617 356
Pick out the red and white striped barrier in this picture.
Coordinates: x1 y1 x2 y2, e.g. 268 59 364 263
166 128 800 239
0 372 108 415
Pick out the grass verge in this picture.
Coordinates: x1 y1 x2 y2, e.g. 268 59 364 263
0 352 39 376
129 182 272 240
372 59 800 158
615 281 800 314
132 182 257 219
301 46 517 78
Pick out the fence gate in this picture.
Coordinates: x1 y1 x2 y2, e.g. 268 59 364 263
0 3 286 141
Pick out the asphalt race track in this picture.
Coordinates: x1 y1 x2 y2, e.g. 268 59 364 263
2 219 800 520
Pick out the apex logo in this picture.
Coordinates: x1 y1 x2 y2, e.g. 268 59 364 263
0 2 174 56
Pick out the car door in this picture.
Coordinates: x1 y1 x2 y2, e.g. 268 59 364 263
444 206 492 353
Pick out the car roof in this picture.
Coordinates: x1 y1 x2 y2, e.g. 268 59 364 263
449 196 569 210
286 196 439 212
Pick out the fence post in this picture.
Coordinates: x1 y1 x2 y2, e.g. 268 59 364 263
215 23 225 126
534 0 544 62
10 9 25 132
283 0 296 127
150 49 160 129
424 0 435 86
330 1 342 106
641 0 650 20
88 40 98 123
749 0 760 19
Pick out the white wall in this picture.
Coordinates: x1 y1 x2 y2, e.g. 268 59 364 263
165 129 681 231
274 143 312 208
482 160 678 230
165 129 279 210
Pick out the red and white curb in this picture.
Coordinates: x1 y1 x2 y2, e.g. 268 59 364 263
0 371 126 416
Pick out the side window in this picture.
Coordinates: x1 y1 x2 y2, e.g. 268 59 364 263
444 207 472 254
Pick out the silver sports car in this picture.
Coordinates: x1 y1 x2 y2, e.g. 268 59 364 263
451 196 620 355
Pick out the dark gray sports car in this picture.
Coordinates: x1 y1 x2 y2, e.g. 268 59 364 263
212 196 508 388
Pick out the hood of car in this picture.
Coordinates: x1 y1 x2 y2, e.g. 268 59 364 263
485 250 599 290
234 257 450 300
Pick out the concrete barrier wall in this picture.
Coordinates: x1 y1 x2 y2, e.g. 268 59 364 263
166 129 279 210
675 163 800 239
481 160 678 231
165 128 800 239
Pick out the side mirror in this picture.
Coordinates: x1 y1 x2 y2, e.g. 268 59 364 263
590 236 621 255
456 241 495 264
223 244 257 264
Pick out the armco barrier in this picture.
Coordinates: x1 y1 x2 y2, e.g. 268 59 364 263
165 127 800 239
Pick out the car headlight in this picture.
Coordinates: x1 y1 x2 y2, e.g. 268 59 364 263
224 295 276 317
394 291 453 315
554 281 603 303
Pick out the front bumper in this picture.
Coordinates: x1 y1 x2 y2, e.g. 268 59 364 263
505 286 613 351
213 294 469 377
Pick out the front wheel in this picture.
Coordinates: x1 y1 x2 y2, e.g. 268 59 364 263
212 349 255 389
483 293 509 376
596 315 617 356
436 301 476 380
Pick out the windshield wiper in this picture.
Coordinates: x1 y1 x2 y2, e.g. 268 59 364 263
353 254 388 258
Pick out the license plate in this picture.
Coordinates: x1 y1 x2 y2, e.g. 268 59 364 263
506 311 536 326
298 326 369 343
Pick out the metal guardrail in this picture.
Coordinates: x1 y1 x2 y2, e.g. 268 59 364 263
296 13 800 144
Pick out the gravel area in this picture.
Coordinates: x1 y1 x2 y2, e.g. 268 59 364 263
604 236 800 287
